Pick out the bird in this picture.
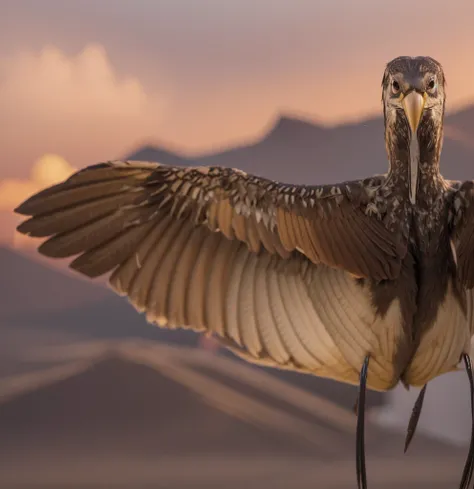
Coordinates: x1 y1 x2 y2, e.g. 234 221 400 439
14 56 474 489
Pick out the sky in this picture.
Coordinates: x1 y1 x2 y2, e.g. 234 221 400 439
1 0 474 245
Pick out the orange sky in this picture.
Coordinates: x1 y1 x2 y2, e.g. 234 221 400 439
1 0 474 245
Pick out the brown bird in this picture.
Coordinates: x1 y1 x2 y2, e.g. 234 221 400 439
14 56 474 489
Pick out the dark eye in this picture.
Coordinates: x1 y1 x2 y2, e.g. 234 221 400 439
391 80 400 94
427 78 437 91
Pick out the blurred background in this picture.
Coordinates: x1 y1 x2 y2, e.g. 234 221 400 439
1 1 474 487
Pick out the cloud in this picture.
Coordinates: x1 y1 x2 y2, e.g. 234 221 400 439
0 43 170 246
0 154 76 247
0 43 170 177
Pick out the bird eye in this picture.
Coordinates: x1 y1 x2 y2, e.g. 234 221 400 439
391 80 400 94
427 78 437 91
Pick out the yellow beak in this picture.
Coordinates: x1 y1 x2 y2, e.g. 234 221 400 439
402 91 426 133
401 91 426 205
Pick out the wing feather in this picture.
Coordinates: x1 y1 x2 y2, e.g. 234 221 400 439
131 215 178 313
109 219 162 296
207 237 239 337
256 255 291 364
237 250 262 357
282 271 322 368
70 221 156 278
225 244 246 346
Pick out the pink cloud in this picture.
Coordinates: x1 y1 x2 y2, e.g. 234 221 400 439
0 44 171 179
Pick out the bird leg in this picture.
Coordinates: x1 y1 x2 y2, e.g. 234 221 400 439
404 384 427 453
356 355 370 489
353 395 359 416
459 353 474 489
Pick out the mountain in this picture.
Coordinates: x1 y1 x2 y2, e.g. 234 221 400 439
0 246 108 319
125 106 474 185
0 343 353 458
0 248 198 379
125 144 189 166
446 104 474 134
0 246 190 341
0 342 465 489
264 114 327 142
8 293 198 345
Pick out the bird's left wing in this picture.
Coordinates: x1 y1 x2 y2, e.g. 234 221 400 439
14 161 409 385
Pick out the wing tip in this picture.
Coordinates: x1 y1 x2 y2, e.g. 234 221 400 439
14 198 37 217
15 218 33 235
37 240 71 259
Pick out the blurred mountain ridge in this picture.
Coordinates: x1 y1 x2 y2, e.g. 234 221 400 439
125 105 474 185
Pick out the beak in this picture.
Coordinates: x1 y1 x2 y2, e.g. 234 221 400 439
402 91 426 133
402 91 426 205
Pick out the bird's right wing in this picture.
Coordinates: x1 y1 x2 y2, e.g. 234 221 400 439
15 161 407 386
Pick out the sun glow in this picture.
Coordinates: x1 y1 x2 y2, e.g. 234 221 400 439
0 154 75 247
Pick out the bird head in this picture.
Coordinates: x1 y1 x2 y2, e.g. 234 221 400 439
381 56 446 204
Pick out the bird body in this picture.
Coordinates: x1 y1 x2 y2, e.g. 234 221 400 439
14 56 474 488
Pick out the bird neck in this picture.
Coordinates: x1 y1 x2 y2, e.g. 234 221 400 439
386 122 444 203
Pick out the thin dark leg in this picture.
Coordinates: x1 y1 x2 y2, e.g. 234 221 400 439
356 355 370 489
353 395 359 416
459 353 474 489
404 384 427 453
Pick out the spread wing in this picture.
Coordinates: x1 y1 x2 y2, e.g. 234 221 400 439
16 161 404 280
450 180 474 289
15 161 406 385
